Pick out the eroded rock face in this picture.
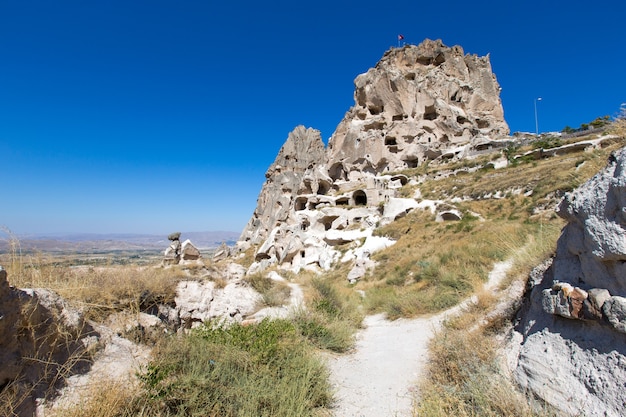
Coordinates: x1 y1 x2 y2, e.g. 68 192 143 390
238 125 327 249
511 149 626 417
554 149 626 296
327 39 509 177
236 39 509 275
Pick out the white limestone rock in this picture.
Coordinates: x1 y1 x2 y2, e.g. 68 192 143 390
510 148 626 417
180 239 201 260
174 279 262 328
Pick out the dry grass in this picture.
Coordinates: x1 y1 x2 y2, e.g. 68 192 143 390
0 250 190 322
609 118 626 137
46 379 139 417
244 272 292 307
357 141 624 320
415 288 559 417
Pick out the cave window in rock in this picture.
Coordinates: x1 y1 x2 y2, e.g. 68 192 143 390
392 114 404 121
308 201 318 210
440 134 449 143
424 105 438 121
329 162 346 181
404 158 419 168
321 216 339 231
456 116 468 124
336 197 349 206
440 212 462 221
391 175 409 186
405 72 416 80
353 190 367 206
300 250 305 259
295 197 308 211
385 137 398 146
477 119 490 129
317 180 330 196
368 104 383 115
301 221 309 231
434 53 445 66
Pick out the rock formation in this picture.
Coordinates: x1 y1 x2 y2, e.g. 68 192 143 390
238 125 328 249
509 149 626 417
163 232 182 264
181 239 201 261
326 39 509 176
237 39 509 275
163 233 202 265
0 266 96 416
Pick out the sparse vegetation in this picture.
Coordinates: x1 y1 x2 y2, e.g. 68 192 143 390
245 272 292 307
2 124 625 417
54 319 332 417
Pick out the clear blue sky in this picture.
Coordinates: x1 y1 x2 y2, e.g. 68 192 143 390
2 0 624 235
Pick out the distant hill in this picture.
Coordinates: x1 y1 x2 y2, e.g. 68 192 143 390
0 231 239 253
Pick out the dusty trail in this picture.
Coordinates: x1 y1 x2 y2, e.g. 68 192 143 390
327 260 513 417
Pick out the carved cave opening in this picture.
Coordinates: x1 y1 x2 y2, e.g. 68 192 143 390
434 53 445 66
424 105 438 121
353 190 367 206
385 137 398 146
329 163 346 181
320 216 339 231
317 180 330 195
368 104 384 115
295 197 308 211
477 119 490 129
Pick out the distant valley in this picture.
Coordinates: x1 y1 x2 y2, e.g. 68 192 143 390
0 231 239 254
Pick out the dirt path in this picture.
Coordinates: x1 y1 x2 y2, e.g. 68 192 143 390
326 260 513 417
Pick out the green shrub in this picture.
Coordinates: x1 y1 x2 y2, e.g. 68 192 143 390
132 319 332 417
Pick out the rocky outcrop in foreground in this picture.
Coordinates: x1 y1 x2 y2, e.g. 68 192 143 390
0 267 96 416
509 148 626 417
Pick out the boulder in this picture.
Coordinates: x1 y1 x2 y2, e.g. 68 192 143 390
174 279 261 329
602 296 626 333
212 242 231 262
180 239 201 260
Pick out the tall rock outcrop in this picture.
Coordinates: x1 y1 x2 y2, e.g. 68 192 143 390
509 149 626 417
327 39 508 178
238 126 327 249
237 39 509 273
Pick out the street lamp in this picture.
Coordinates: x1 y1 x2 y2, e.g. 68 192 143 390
534 97 542 135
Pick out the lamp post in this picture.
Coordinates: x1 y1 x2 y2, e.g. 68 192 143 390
534 97 542 135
